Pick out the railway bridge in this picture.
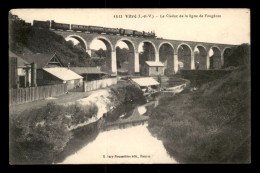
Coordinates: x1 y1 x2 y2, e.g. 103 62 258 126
53 30 237 75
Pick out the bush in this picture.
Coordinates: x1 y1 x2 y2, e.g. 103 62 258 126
10 102 98 164
147 67 250 163
106 84 146 122
9 12 92 67
67 103 98 125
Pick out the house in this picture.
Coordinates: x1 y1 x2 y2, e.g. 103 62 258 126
69 67 107 81
40 67 83 90
142 61 164 76
20 52 64 69
19 52 83 90
9 51 34 88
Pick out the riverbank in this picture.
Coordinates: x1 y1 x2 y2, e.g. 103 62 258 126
9 80 149 164
147 67 250 163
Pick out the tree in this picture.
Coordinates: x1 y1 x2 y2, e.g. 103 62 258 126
139 44 151 66
194 51 200 62
95 48 106 58
224 44 250 68
9 12 92 67
159 45 173 62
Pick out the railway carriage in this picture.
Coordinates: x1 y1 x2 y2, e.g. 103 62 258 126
51 21 70 30
88 26 104 33
33 20 50 29
32 20 157 38
123 29 135 36
104 28 120 35
133 31 143 37
71 24 89 32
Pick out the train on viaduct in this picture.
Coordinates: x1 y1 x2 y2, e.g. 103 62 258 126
32 20 237 75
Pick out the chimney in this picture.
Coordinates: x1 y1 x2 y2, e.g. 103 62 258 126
68 62 70 69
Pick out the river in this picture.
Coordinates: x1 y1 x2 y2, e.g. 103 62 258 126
59 86 180 164
60 123 177 164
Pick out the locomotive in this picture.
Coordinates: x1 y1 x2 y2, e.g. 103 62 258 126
33 20 50 29
32 20 157 38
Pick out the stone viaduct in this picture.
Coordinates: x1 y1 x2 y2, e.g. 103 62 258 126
53 30 237 75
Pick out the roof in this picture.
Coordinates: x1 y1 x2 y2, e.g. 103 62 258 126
43 67 83 81
145 61 164 67
19 53 58 69
131 77 160 87
69 67 106 74
9 51 31 68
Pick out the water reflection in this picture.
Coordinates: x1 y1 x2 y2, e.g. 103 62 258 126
61 123 177 164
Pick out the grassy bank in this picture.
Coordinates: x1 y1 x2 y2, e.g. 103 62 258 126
148 67 250 163
9 102 98 164
9 82 146 164
53 121 100 163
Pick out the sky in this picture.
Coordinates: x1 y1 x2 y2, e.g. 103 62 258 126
11 8 250 50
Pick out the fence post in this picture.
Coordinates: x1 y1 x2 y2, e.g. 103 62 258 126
25 88 27 103
19 89 21 104
9 89 11 105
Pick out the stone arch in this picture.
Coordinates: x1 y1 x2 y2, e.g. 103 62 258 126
138 40 158 54
138 40 158 61
90 36 115 74
138 40 158 74
115 38 137 74
194 44 207 70
177 43 194 70
90 36 114 51
66 35 88 51
208 46 222 69
116 38 136 52
222 47 232 68
158 41 174 52
158 42 175 75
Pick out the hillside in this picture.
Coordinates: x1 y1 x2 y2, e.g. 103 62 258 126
148 66 250 163
9 13 94 67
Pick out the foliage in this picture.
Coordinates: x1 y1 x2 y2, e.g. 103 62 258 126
67 103 98 126
105 84 146 122
224 44 250 68
9 12 95 67
116 47 129 64
139 43 154 66
148 66 250 163
159 44 174 62
95 48 106 58
10 102 98 164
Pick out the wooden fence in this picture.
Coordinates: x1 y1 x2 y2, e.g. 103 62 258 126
83 78 117 92
9 83 67 105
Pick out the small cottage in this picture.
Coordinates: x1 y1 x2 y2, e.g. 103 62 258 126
19 53 83 89
41 67 83 90
69 67 107 81
142 61 164 76
9 51 33 88
20 52 64 69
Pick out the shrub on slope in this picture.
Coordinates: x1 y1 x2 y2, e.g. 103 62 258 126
148 67 250 163
10 102 98 164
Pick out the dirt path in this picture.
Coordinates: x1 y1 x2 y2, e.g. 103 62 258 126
9 81 128 116
9 89 103 115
